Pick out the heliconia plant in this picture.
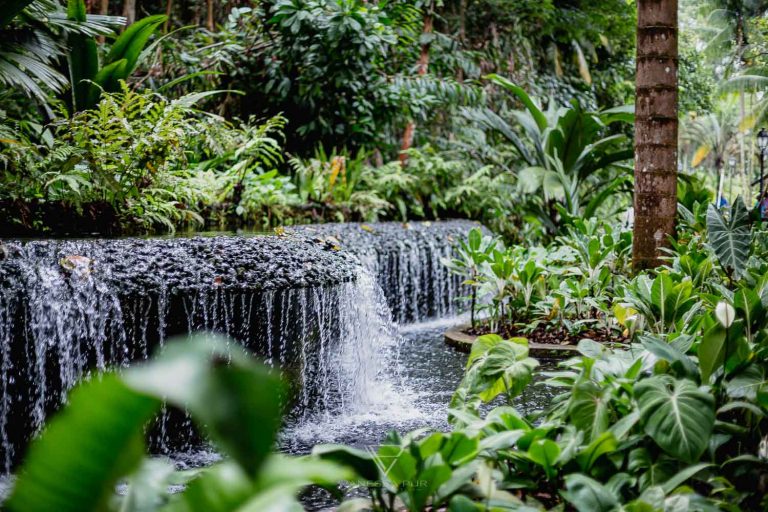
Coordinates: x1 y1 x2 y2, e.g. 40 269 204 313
67 0 166 112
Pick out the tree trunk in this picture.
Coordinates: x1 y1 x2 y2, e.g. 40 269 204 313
399 13 433 166
122 0 136 25
164 0 173 32
456 0 466 81
633 0 678 271
206 0 214 30
99 0 108 14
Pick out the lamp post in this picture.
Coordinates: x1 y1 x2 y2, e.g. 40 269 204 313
758 128 768 199
728 156 736 205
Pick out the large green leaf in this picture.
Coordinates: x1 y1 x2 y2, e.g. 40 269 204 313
568 382 610 441
734 286 765 337
440 432 480 467
562 474 618 512
85 58 128 107
698 323 727 384
725 364 765 401
6 375 161 512
477 343 538 401
312 444 379 481
67 0 99 112
106 14 167 74
635 376 715 463
706 198 752 278
639 335 699 379
462 107 534 166
528 439 560 480
466 334 506 368
486 74 547 132
575 432 617 472
125 336 283 477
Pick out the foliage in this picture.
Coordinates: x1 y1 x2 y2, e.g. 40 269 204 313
327 195 768 512
0 0 120 105
290 147 390 222
5 335 352 511
450 334 538 413
466 75 633 235
332 205 768 511
67 0 166 112
0 86 293 233
444 219 630 337
442 227 497 328
706 197 752 280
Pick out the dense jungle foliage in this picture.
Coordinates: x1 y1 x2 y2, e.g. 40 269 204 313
0 0 643 239
6 0 768 511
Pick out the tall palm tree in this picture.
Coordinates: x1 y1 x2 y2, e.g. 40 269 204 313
633 0 679 270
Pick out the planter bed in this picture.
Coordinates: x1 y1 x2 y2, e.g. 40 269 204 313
444 323 627 357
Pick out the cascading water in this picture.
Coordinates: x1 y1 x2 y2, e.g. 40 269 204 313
0 220 480 477
290 220 483 323
0 234 398 471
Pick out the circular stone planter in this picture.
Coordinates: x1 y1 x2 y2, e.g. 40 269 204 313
445 324 581 358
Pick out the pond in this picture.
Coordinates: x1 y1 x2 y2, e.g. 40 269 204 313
159 316 558 511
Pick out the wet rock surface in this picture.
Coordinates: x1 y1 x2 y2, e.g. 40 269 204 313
0 235 359 295
288 219 484 256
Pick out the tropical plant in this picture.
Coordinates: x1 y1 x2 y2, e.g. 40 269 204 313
291 147 391 222
252 0 410 150
619 273 702 335
706 196 753 281
327 312 768 511
66 0 166 112
466 74 634 235
450 334 538 414
4 335 353 512
0 0 120 106
442 227 497 329
444 220 630 340
1 86 292 233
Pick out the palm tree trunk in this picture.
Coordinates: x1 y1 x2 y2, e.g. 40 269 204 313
122 0 136 25
633 0 678 271
206 0 214 30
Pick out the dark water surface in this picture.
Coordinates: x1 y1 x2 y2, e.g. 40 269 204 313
276 318 558 510
0 318 559 509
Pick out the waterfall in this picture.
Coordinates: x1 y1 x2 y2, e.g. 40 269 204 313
289 220 477 323
0 220 477 470
0 235 391 470
360 236 461 323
